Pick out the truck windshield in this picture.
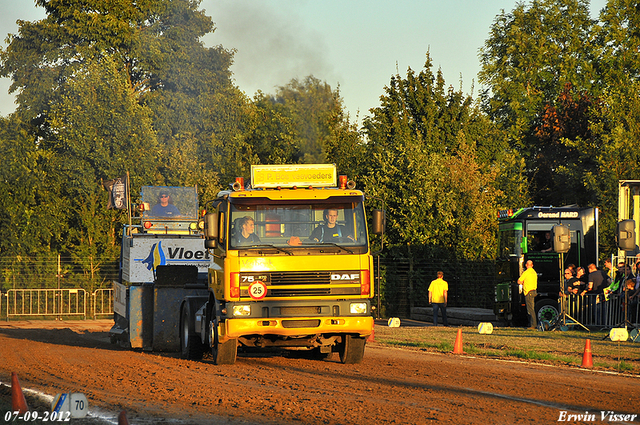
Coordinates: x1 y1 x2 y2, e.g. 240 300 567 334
498 223 522 258
228 196 368 250
141 186 198 220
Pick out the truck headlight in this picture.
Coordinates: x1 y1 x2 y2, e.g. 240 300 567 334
232 305 251 316
350 302 367 314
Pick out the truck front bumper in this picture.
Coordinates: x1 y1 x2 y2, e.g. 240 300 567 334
222 315 374 340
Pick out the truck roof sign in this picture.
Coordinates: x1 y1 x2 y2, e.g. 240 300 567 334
251 164 337 188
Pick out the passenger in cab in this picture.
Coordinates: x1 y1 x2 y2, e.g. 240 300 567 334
540 231 553 252
236 216 261 246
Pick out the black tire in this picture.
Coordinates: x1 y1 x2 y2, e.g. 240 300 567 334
535 298 559 324
338 335 366 364
213 337 238 365
180 304 204 360
210 318 237 365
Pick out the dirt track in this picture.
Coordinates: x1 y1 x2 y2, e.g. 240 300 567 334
1 320 639 424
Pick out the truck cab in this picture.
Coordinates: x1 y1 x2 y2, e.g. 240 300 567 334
182 164 384 364
495 206 598 326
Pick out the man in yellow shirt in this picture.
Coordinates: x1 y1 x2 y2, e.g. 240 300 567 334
518 260 538 329
428 271 448 326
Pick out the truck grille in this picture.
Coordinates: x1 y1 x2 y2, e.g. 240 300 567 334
240 271 361 298
281 319 321 328
270 271 330 285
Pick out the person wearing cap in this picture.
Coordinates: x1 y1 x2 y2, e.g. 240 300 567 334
150 190 181 216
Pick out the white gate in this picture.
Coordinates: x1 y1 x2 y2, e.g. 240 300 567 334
7 289 87 319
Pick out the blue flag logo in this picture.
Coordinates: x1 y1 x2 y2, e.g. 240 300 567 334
142 241 166 271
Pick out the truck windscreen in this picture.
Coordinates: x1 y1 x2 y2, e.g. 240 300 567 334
228 196 368 249
498 223 522 258
141 186 198 220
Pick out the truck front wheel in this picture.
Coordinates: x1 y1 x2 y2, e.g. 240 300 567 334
213 338 238 365
210 319 238 365
338 335 366 364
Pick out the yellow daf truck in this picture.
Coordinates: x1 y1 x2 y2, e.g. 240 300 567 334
180 164 384 364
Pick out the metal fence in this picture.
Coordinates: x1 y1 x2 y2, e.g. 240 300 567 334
0 255 119 292
561 292 639 329
92 288 114 318
2 288 114 320
379 257 496 318
0 254 118 320
6 288 88 319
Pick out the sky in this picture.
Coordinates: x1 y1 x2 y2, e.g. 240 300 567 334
0 0 609 122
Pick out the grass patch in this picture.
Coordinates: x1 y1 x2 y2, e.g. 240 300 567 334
617 361 634 372
372 324 640 374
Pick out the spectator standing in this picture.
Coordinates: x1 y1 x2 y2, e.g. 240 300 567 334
564 268 580 295
626 279 639 323
518 260 538 329
605 261 630 300
587 263 610 326
428 271 448 326
577 267 589 294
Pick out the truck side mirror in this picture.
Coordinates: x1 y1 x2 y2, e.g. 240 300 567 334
204 212 218 240
617 219 636 251
552 225 571 253
371 209 385 236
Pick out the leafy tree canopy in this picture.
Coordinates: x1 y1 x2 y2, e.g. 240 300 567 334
360 54 516 260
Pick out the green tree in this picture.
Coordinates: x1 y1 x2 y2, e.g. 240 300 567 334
479 0 600 205
0 0 242 265
597 0 640 86
322 104 367 181
45 55 159 280
361 54 509 260
0 116 66 257
479 0 598 138
0 0 243 190
213 76 359 185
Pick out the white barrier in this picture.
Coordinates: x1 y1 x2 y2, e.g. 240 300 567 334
6 289 87 319
92 288 114 318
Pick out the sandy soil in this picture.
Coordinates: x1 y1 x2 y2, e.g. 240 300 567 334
0 320 638 425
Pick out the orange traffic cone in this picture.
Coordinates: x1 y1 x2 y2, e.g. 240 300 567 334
367 326 375 342
11 372 29 414
453 328 464 354
581 339 593 368
118 410 129 425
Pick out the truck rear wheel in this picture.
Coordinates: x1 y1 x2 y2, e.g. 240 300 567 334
338 335 366 364
535 299 559 325
180 304 204 360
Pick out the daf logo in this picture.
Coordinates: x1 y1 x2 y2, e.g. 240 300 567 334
331 273 360 281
